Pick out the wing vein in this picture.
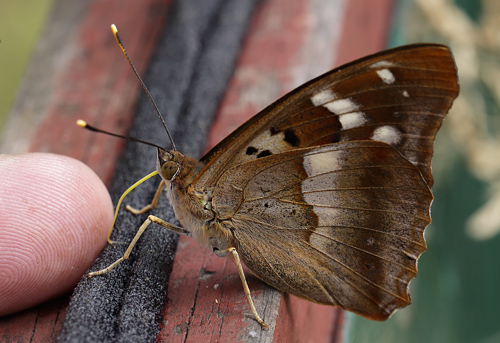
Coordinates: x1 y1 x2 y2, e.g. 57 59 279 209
310 230 417 274
302 239 409 302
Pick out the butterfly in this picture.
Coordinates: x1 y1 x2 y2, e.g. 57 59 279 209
86 28 459 329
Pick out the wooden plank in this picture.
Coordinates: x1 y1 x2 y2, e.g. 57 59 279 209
0 0 395 341
272 295 344 343
334 0 394 65
27 0 171 185
0 2 89 155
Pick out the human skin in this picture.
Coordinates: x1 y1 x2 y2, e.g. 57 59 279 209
0 153 113 316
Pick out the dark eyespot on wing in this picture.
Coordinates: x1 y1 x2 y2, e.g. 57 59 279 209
246 146 258 155
257 150 272 158
284 128 300 146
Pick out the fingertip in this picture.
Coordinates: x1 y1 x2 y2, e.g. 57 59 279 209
0 153 113 316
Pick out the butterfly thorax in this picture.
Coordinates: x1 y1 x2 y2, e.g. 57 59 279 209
157 149 236 253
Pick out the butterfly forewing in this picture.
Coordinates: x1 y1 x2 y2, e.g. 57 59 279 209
195 44 458 188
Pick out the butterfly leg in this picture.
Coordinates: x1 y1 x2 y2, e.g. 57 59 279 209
126 180 166 214
88 214 190 277
147 215 191 236
222 247 269 330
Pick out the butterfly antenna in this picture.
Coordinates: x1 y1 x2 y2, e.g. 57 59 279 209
76 120 169 150
111 24 176 151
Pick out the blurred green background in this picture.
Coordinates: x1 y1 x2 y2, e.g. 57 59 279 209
1 0 499 342
0 0 53 130
347 0 500 342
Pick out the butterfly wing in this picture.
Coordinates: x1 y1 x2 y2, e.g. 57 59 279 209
195 44 458 188
212 141 432 320
189 44 458 319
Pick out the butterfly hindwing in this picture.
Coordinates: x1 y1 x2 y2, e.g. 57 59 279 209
212 141 432 320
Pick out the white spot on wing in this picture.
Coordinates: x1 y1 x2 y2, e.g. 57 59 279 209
402 90 409 97
303 150 344 177
376 69 395 84
323 98 360 114
338 112 366 129
244 128 287 160
371 60 394 68
302 151 344 211
371 126 402 145
311 207 344 227
311 89 336 106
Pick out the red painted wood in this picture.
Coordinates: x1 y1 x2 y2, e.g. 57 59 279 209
0 295 68 343
273 296 344 343
159 236 266 342
29 0 171 186
335 0 394 66
206 0 316 149
26 296 69 343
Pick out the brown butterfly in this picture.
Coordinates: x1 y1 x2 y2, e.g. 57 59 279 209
85 26 459 329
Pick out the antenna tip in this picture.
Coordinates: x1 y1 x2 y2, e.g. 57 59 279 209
76 119 87 127
111 24 117 34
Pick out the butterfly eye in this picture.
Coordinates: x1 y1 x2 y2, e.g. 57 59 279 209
161 161 180 181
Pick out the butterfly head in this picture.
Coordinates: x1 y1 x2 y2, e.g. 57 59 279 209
157 149 183 181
